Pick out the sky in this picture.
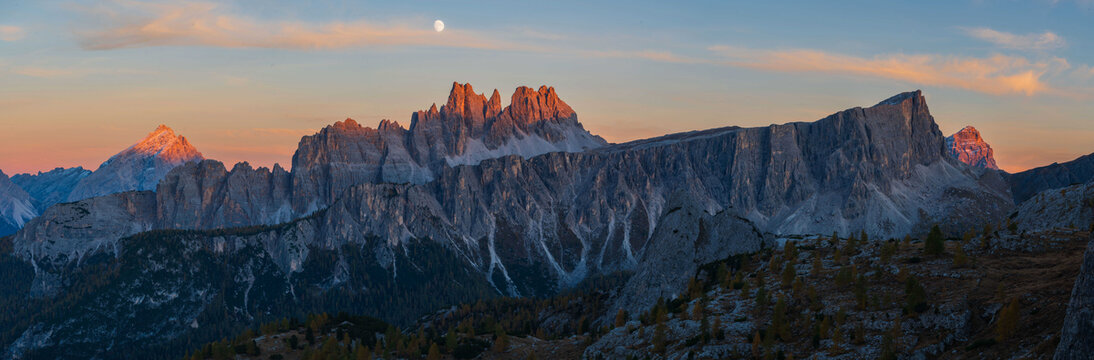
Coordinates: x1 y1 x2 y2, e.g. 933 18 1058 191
1 0 1093 174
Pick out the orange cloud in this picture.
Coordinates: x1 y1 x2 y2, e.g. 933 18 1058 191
708 45 1064 96
76 1 521 51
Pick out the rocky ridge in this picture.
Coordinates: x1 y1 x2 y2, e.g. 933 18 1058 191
0 170 36 236
11 166 92 212
14 90 1014 296
2 88 1028 358
1006 153 1094 204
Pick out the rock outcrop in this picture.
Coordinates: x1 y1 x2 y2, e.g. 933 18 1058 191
1013 181 1094 232
0 170 36 236
946 126 998 170
1006 153 1094 204
11 166 91 212
608 190 767 316
66 125 203 202
14 191 156 272
1056 233 1094 360
14 89 1015 301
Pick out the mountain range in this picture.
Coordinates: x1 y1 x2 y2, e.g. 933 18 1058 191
1 83 1094 359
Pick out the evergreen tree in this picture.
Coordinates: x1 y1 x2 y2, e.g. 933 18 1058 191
904 276 927 314
996 298 1020 341
953 246 969 267
653 323 667 354
712 315 725 340
493 327 509 353
924 225 944 255
445 326 457 349
426 343 441 360
781 263 796 288
614 309 627 328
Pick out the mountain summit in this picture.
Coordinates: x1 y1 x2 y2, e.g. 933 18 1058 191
946 125 998 170
66 125 203 201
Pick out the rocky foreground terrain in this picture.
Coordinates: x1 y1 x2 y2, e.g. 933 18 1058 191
186 226 1091 360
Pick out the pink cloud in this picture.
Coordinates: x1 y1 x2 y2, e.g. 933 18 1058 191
708 45 1066 96
76 1 522 51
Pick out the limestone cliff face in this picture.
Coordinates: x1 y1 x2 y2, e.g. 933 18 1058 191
66 125 203 202
13 191 155 271
155 161 293 229
14 89 1014 298
289 82 605 215
946 126 998 170
1057 233 1094 360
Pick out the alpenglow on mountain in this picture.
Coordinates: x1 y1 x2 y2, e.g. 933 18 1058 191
2 87 1027 358
946 125 999 170
65 124 203 202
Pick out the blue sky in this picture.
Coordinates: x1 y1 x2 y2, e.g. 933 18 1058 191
1 0 1092 173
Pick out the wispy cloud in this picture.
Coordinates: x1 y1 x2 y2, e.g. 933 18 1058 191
586 50 708 64
0 25 25 41
75 1 522 51
962 27 1065 51
11 66 152 78
707 45 1067 96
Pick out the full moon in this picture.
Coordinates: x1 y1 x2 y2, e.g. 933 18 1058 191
433 20 445 32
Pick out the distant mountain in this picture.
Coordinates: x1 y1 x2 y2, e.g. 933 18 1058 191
11 167 91 212
946 125 998 170
1006 153 1094 204
5 87 1017 358
0 170 36 236
65 125 203 202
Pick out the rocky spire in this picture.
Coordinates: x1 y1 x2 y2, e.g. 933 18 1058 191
946 126 999 170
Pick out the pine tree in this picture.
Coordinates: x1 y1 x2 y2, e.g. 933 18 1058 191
773 295 790 340
653 323 667 354
712 315 725 340
493 327 509 353
781 263 796 289
924 225 944 255
445 325 457 349
354 343 371 360
953 246 969 267
904 276 927 314
996 298 1020 341
751 332 762 358
614 309 627 328
426 343 441 360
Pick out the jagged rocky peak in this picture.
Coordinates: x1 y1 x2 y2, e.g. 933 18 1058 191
503 85 577 125
946 125 999 170
65 124 204 201
130 124 204 164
